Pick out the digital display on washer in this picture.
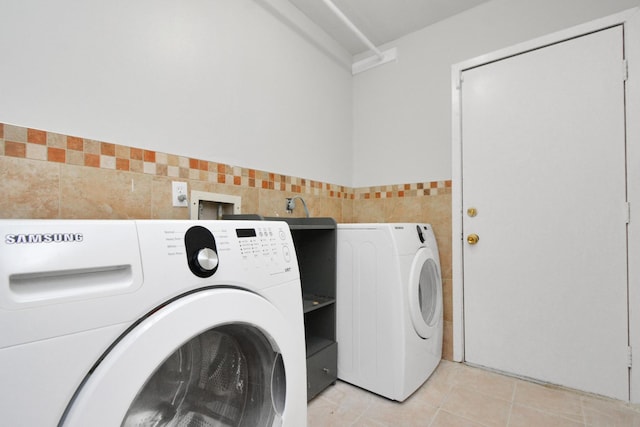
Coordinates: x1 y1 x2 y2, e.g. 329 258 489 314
236 228 257 238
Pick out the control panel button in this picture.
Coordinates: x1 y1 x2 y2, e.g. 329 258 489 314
196 248 219 271
282 245 291 262
185 226 219 278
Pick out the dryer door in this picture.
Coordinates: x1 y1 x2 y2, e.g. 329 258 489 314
60 288 304 427
408 247 443 339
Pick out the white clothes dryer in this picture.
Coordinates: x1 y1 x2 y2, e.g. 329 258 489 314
0 220 307 426
336 223 443 401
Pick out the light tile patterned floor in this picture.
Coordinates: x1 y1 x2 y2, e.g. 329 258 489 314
307 361 640 426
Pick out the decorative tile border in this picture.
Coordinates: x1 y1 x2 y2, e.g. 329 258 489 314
0 123 450 199
354 180 451 198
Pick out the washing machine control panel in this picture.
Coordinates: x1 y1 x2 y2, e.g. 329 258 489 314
235 225 293 266
416 225 425 243
180 221 295 279
185 225 219 278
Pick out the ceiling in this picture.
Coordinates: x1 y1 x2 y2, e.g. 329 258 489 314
288 0 492 55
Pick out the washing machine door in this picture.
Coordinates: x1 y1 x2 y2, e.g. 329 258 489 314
60 288 303 427
408 247 442 339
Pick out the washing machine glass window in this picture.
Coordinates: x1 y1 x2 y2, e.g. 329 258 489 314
408 247 442 339
418 259 440 326
122 324 285 427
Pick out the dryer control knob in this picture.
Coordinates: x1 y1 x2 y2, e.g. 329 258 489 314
196 248 219 271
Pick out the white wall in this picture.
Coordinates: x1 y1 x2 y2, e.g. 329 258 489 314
352 0 640 187
0 0 353 185
6 0 640 188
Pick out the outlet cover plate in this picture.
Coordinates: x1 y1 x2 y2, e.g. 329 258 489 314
172 181 188 207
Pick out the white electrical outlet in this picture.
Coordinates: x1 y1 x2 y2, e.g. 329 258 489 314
172 181 188 207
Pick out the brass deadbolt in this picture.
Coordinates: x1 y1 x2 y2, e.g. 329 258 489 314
467 234 480 245
467 207 478 217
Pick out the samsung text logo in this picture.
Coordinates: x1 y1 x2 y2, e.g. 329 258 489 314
5 233 84 244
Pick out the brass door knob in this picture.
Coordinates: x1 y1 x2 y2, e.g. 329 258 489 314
467 234 480 245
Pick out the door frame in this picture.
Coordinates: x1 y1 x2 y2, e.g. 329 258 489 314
451 7 640 402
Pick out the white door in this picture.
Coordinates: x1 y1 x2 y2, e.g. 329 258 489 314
461 26 629 400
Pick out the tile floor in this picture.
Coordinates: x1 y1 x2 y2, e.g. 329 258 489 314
307 361 640 426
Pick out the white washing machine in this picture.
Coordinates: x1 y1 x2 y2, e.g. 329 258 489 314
0 220 307 426
336 223 443 401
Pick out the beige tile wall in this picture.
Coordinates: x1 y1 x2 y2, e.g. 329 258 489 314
0 122 453 359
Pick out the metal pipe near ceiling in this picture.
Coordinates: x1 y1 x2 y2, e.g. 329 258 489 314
320 0 398 74
320 0 384 59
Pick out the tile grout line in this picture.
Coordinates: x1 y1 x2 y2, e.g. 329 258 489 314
425 370 450 427
505 380 517 427
512 400 587 425
579 396 587 427
439 408 495 427
426 407 441 427
349 397 374 427
56 162 62 219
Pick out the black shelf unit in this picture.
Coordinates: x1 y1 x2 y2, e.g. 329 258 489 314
223 215 337 400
